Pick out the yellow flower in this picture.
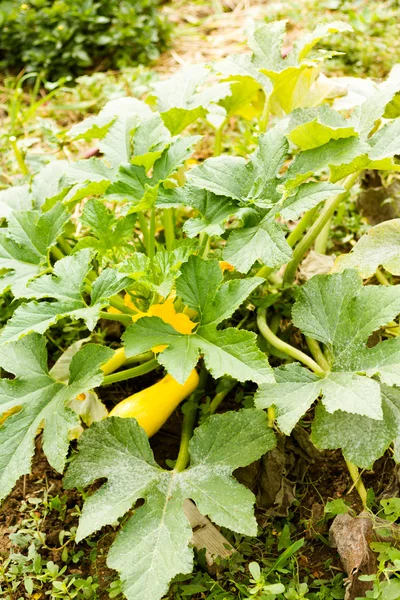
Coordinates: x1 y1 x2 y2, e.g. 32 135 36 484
125 296 197 353
20 3 29 9
219 260 235 272
57 24 65 31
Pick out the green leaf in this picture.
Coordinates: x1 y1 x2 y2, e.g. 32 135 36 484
257 272 400 444
248 21 352 116
151 136 201 182
123 256 271 384
187 155 248 200
62 159 113 205
187 124 287 205
279 181 343 220
0 250 130 343
180 188 238 238
310 385 400 469
119 242 196 298
0 333 112 502
292 271 400 366
31 161 70 210
131 113 171 170
0 184 32 218
284 137 370 189
223 217 292 273
106 136 199 211
368 119 400 160
333 219 400 278
67 97 152 166
0 202 69 296
256 362 382 433
215 53 272 95
161 106 207 136
352 68 400 139
152 64 231 113
293 21 352 61
74 199 137 265
64 410 275 600
287 106 358 151
248 20 287 72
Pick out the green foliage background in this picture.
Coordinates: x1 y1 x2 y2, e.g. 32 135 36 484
0 0 170 80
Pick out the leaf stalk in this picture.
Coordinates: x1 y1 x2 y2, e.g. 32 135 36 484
257 308 325 376
283 172 360 285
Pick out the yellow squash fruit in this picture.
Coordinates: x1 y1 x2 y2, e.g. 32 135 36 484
109 369 199 437
101 347 127 376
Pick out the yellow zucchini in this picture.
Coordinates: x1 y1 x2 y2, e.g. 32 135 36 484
101 347 127 376
109 369 199 436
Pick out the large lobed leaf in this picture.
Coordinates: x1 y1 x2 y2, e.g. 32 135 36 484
64 409 276 600
123 255 272 384
0 249 131 344
256 270 400 467
0 334 112 502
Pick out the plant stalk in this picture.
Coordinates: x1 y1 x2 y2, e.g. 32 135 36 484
283 172 360 285
163 208 175 251
174 395 199 472
198 232 210 259
109 295 135 315
148 207 156 261
99 311 133 326
9 136 29 176
314 218 331 255
138 212 149 253
101 359 159 386
174 369 207 472
345 459 367 507
259 94 271 133
286 207 319 248
306 337 331 372
209 378 237 414
51 246 64 262
214 120 227 156
375 268 390 286
257 308 325 375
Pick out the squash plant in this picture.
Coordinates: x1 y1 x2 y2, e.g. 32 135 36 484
2 20 400 600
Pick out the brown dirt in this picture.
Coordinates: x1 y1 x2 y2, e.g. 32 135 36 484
156 0 302 74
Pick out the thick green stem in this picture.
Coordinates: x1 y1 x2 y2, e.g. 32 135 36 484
174 395 199 472
109 296 135 315
259 94 271 133
57 236 71 255
306 337 331 371
286 207 319 248
174 369 207 472
257 308 325 375
163 208 175 251
314 218 331 255
345 459 367 507
267 406 276 428
198 233 210 259
209 378 237 414
256 265 273 279
51 246 64 262
125 351 154 365
138 212 149 253
214 120 227 157
376 268 390 286
102 359 159 386
99 311 133 326
283 173 360 285
10 136 29 176
148 207 156 261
